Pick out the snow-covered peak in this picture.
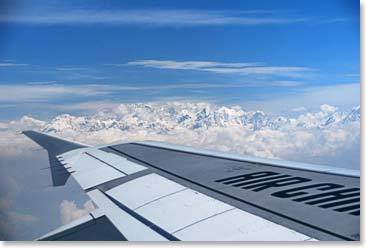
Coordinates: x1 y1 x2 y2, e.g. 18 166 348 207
343 105 360 124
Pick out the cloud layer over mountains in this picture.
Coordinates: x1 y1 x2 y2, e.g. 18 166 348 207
0 101 360 169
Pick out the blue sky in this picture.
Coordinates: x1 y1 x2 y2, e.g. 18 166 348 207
0 0 360 120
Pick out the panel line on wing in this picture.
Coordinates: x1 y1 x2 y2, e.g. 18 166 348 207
171 208 235 234
134 188 188 211
84 152 128 176
101 191 180 241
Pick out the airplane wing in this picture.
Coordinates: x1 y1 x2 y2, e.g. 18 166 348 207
23 130 360 241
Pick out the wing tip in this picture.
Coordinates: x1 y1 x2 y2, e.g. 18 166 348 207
23 130 85 187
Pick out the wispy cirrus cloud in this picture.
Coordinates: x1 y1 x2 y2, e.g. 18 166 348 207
25 81 57 85
0 80 304 104
0 8 309 27
53 66 108 81
0 84 121 102
125 60 313 77
55 67 87 71
0 63 28 67
125 60 261 69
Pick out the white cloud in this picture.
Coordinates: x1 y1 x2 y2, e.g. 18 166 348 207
59 200 95 225
292 107 307 112
0 9 308 27
0 210 38 240
7 212 38 223
127 60 261 69
0 116 46 156
56 67 87 71
127 60 312 77
320 104 337 113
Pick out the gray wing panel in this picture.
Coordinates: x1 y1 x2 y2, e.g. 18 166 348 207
102 143 360 241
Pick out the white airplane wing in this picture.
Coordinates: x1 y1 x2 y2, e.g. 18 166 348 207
23 130 360 241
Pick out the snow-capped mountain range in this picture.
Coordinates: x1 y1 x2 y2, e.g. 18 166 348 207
1 102 360 168
40 102 360 134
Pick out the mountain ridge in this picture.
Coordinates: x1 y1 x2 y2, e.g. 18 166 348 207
38 102 360 134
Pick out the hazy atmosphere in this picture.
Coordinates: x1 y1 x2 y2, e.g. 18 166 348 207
0 0 360 240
